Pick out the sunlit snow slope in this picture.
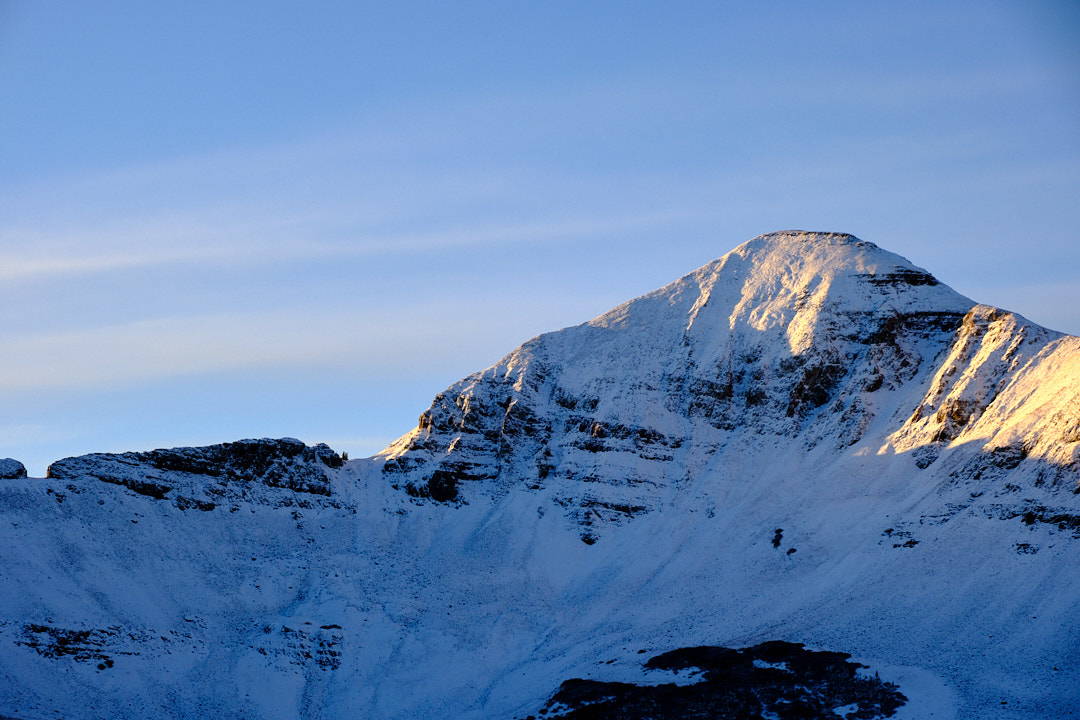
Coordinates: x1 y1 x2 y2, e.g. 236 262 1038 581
1 231 1077 719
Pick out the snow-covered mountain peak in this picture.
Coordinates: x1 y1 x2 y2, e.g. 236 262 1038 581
376 231 1076 524
589 229 971 348
1 231 1077 719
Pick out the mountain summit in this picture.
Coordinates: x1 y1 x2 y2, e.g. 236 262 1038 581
1 232 1077 719
381 231 1074 537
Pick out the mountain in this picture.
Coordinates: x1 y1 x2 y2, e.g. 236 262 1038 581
1 231 1077 719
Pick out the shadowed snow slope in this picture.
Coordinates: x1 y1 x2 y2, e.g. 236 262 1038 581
1 231 1077 719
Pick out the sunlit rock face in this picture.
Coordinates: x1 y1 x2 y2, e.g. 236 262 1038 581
1 231 1077 720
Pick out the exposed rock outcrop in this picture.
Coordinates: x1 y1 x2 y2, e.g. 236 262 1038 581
524 641 907 720
0 459 26 479
46 437 346 509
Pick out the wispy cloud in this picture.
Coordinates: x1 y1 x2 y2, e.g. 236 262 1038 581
0 246 236 281
0 307 438 390
0 287 613 392
6 62 1053 285
0 207 702 282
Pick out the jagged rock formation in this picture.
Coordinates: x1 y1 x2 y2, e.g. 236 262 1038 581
0 231 1077 720
46 438 346 508
0 460 26 480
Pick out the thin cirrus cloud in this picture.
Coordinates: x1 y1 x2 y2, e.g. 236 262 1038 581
2 43 1076 400
0 246 237 282
0 90 727 290
0 287 622 394
0 305 479 392
12 57 1046 221
0 208 701 284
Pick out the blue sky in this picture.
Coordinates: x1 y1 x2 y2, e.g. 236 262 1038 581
2 0 1078 474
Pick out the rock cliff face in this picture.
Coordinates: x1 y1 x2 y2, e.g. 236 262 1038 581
0 231 1077 720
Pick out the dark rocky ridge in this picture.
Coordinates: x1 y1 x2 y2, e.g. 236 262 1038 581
523 641 907 719
45 438 345 508
0 459 26 480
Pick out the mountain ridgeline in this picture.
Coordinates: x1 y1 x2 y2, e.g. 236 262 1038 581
1 231 1077 719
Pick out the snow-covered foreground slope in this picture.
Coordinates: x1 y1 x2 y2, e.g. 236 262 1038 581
1 231 1077 719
